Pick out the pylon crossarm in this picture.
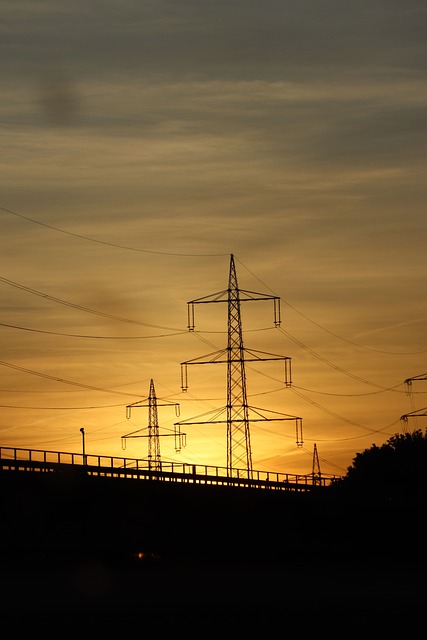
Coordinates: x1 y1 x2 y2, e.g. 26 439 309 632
125 399 151 419
181 349 228 391
176 419 228 425
189 290 229 304
245 416 301 423
126 399 148 409
189 289 279 305
121 427 149 438
247 406 303 446
401 408 427 420
187 346 291 386
153 401 179 411
237 290 281 327
181 348 228 365
404 373 427 384
174 406 302 425
127 400 179 409
237 289 280 302
182 348 290 366
175 406 227 427
125 431 180 439
400 409 427 422
187 292 229 330
247 405 301 419
243 348 291 361
188 291 281 328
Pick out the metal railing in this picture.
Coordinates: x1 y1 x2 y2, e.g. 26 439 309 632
0 446 339 490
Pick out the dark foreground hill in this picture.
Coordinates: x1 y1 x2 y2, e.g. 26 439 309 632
1 468 426 624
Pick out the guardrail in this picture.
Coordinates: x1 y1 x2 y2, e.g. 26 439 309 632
0 446 339 490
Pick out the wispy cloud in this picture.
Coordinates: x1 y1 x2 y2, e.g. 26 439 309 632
1 0 426 473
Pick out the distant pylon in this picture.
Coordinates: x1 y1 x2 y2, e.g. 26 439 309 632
121 378 184 471
403 372 427 431
312 443 321 486
176 253 303 478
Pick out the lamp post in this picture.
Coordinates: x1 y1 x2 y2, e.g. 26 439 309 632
80 427 86 466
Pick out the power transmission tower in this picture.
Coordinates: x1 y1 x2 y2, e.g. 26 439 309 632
400 373 427 433
402 373 427 431
400 408 427 431
121 378 184 471
176 253 303 478
312 443 321 485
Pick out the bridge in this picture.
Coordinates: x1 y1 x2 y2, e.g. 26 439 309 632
0 445 338 490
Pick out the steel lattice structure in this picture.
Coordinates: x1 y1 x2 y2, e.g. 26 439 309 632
121 378 183 471
402 372 427 431
176 254 303 477
312 443 322 486
226 256 252 472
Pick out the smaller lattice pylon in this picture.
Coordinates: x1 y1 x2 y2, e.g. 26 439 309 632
400 407 427 433
312 443 322 486
121 379 184 471
403 373 427 431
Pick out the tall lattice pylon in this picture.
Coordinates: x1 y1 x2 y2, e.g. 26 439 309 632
227 253 252 472
176 254 303 478
121 378 183 471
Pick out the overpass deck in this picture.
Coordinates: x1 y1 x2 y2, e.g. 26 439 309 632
0 445 338 491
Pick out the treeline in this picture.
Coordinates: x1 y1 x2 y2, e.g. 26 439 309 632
330 428 427 506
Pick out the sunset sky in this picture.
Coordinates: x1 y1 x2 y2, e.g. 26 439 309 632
1 0 427 477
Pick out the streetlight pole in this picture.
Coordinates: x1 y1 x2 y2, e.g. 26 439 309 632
80 427 86 466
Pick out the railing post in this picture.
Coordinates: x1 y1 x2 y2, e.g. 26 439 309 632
80 428 86 467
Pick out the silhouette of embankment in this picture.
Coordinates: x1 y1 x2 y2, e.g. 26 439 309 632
1 467 425 615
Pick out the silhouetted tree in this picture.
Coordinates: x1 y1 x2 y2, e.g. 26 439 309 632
331 428 427 506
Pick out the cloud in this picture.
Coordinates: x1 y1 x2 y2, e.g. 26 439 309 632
2 1 427 83
1 0 426 474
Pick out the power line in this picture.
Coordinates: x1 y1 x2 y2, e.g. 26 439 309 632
282 297 427 356
0 402 126 409
0 359 141 397
0 321 187 340
292 384 406 397
235 256 427 356
0 277 271 338
290 386 399 438
0 283 409 397
1 204 229 257
3 206 424 357
278 326 402 392
0 276 183 330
